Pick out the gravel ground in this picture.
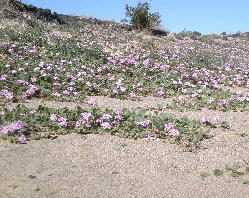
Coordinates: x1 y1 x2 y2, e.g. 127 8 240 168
5 96 173 111
1 96 249 198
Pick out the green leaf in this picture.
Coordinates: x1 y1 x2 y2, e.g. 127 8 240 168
200 172 210 180
62 108 69 113
213 169 223 177
119 142 127 148
76 106 83 113
193 134 202 143
225 165 234 172
245 167 249 173
230 171 244 177
30 133 41 140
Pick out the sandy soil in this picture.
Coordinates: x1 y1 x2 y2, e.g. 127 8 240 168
1 96 249 198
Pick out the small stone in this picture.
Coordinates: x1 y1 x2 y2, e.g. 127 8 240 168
33 186 40 191
112 171 119 174
28 175 37 179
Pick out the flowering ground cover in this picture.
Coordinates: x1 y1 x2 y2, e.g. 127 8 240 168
1 3 249 197
1 19 249 108
0 6 248 148
1 104 229 151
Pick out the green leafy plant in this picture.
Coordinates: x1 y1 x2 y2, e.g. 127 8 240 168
200 172 210 180
123 1 161 30
213 169 223 177
201 163 249 184
0 104 212 150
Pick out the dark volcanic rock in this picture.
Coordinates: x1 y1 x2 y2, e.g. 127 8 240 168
25 4 37 12
36 8 52 20
150 29 167 37
121 24 132 31
17 2 65 24
33 8 64 24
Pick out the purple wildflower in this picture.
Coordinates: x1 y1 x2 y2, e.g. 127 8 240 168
75 119 85 128
181 140 190 147
31 77 37 82
101 122 112 130
49 114 58 121
213 116 221 123
120 86 126 92
114 113 122 121
113 112 123 125
87 98 96 106
0 121 24 134
143 59 151 66
207 98 215 104
96 118 103 124
52 92 61 97
16 80 28 85
129 92 136 97
0 75 7 81
101 114 113 120
137 120 151 127
75 112 93 128
157 90 165 97
57 117 68 127
17 134 27 143
81 112 92 120
219 99 228 106
63 90 71 95
168 129 180 137
0 89 14 101
164 123 174 131
159 64 170 71
23 84 38 99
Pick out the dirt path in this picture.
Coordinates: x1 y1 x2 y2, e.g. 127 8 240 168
0 133 249 198
1 97 249 198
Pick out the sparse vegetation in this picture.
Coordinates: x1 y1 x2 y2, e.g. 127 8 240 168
200 164 249 184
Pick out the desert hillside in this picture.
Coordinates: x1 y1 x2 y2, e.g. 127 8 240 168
0 1 249 197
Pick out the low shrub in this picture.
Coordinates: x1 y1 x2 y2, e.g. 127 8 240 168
122 2 161 30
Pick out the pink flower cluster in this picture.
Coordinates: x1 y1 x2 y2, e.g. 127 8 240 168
136 120 151 127
22 84 39 99
0 89 14 101
49 114 68 127
164 123 180 137
108 56 136 65
0 120 27 143
0 120 24 134
75 112 93 128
